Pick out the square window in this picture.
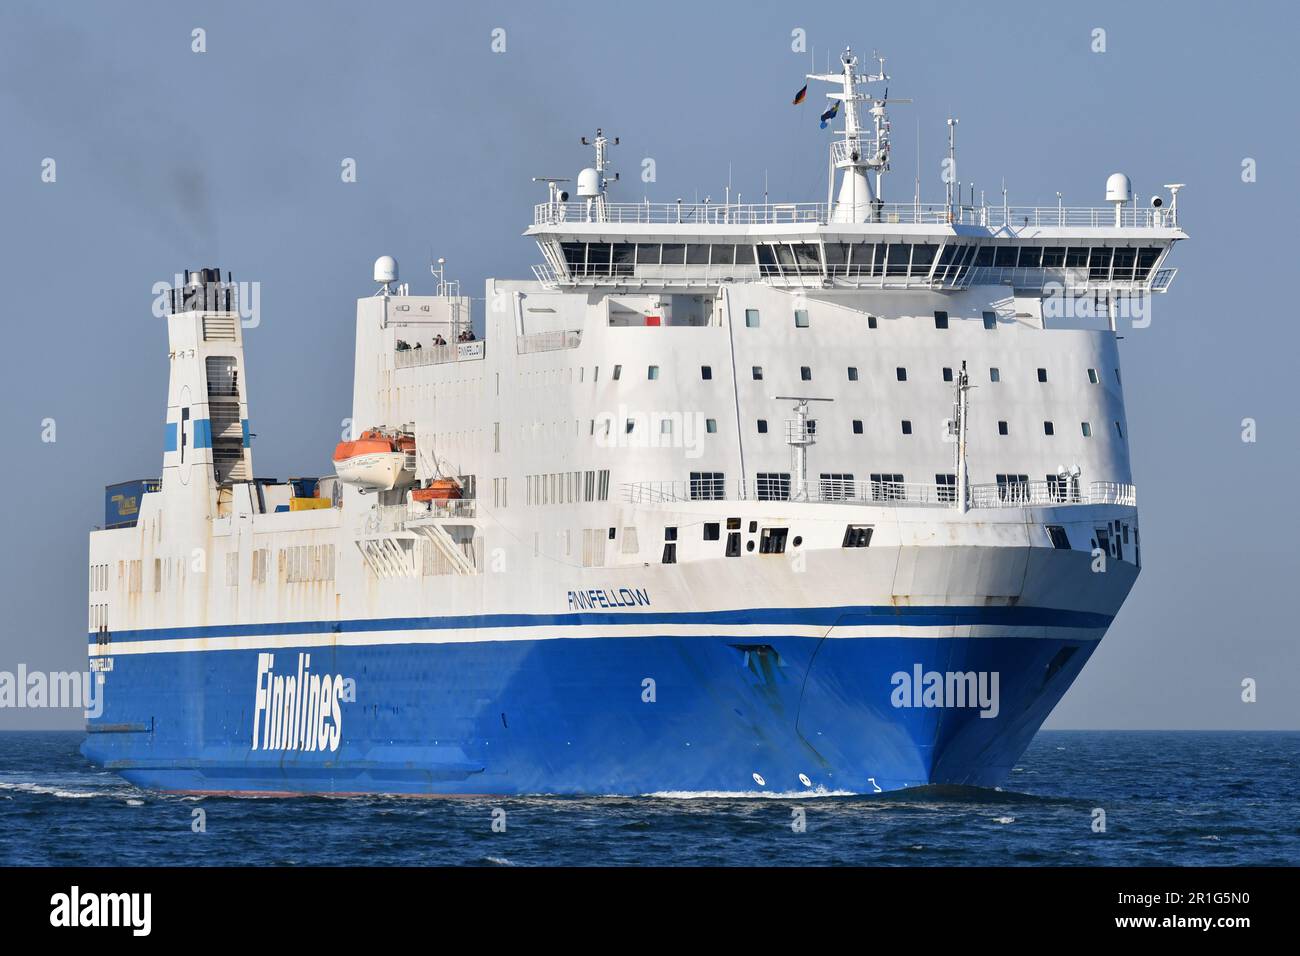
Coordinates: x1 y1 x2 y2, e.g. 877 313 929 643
612 364 622 380
757 419 768 434
1037 368 1048 383
990 367 1000 383
647 365 659 380
701 365 712 380
1087 368 1099 384
901 420 912 435
847 367 858 381
998 420 1009 436
703 522 720 541
983 311 997 330
800 366 812 381
934 310 949 329
1044 421 1054 435
867 315 878 329
706 418 717 434
752 366 763 380
745 309 760 328
1081 422 1092 437
896 367 907 382
852 419 863 434
794 309 810 328
942 367 953 382
664 526 678 541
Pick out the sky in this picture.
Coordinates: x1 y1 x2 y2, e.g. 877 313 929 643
1 0 1296 729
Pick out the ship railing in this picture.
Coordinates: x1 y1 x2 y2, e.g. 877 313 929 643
516 329 582 354
394 340 484 368
533 201 1179 230
376 498 478 530
621 479 1136 509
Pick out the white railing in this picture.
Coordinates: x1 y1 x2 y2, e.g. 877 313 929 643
377 498 478 531
516 330 582 354
534 200 1179 230
394 340 484 368
621 479 1135 510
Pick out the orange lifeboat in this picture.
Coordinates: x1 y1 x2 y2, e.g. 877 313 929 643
332 428 416 492
411 478 462 503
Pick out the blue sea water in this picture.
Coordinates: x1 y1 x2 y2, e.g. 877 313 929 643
0 731 1295 866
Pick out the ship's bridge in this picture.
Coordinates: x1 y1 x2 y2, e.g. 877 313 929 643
527 199 1185 294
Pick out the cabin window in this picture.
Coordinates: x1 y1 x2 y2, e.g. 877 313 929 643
701 365 712 380
625 419 635 434
800 366 812 381
819 473 854 500
756 473 791 501
703 523 720 541
725 532 741 557
1081 422 1092 437
901 420 912 435
1046 525 1071 550
1044 421 1055 435
842 525 873 548
689 472 725 500
867 315 878 329
757 419 768 434
647 365 659 380
1037 368 1048 383
661 543 677 564
705 418 717 434
745 309 760 328
852 419 863 434
612 364 622 380
998 420 1009 436
1088 368 1099 384
847 366 859 381
934 310 949 329
752 366 763 380
896 367 907 382
794 309 810 328
759 528 789 554
990 367 1000 383
942 367 953 382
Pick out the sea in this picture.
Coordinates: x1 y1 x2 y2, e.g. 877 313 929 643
0 731 1295 866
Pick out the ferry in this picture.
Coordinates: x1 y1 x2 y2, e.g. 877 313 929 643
82 49 1184 795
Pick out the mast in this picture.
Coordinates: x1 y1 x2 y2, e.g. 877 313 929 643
953 362 972 512
806 49 908 223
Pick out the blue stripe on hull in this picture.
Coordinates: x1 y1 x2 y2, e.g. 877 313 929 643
82 633 1096 795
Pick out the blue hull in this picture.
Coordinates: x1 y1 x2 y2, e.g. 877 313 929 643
82 618 1098 795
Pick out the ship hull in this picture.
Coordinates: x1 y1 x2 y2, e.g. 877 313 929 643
81 608 1105 796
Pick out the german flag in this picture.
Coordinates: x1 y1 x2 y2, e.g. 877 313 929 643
792 83 807 105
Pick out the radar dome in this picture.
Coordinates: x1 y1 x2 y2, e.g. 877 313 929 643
373 255 398 283
576 167 601 198
1105 173 1132 203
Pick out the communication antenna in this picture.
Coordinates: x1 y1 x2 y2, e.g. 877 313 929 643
578 129 619 222
774 395 833 501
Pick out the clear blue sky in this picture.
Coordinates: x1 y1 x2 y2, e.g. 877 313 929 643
1 0 1295 729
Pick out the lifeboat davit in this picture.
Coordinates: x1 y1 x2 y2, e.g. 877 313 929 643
332 428 416 492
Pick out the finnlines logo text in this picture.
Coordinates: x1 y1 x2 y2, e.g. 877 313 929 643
890 665 1001 718
252 652 355 752
567 587 651 610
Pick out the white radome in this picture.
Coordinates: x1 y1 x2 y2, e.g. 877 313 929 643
373 255 399 283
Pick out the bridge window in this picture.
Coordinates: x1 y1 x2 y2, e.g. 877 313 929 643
661 244 685 265
1066 247 1089 268
713 244 737 266
1042 247 1066 268
995 246 1018 267
685 244 710 265
1019 246 1043 268
635 243 660 265
1089 247 1113 280
1136 247 1161 278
